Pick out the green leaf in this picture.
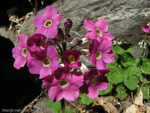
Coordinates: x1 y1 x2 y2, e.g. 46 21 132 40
113 42 133 55
113 44 125 55
123 74 138 90
123 66 141 77
106 60 117 69
107 68 123 84
141 85 150 99
99 83 113 95
46 98 61 113
121 52 135 67
116 84 128 100
135 57 141 67
140 74 150 83
79 93 94 105
141 60 150 74
120 42 134 53
65 106 73 113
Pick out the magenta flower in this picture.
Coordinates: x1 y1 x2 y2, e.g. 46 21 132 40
33 6 61 39
61 50 81 68
12 34 31 69
43 67 83 101
142 24 150 33
80 69 109 99
84 18 115 42
27 33 47 59
28 34 47 52
28 45 59 79
89 39 114 70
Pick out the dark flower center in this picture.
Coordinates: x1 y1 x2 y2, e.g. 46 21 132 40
95 51 102 59
90 78 98 84
22 48 27 57
42 58 51 67
44 20 52 27
59 80 69 88
68 55 76 63
96 28 102 37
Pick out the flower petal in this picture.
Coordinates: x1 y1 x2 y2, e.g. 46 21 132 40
68 72 83 87
102 52 115 63
40 67 52 79
43 6 57 19
46 46 58 59
96 59 107 70
103 32 115 41
63 85 79 101
89 54 96 66
84 31 97 40
95 19 108 32
96 82 108 91
46 25 58 39
84 19 96 31
87 85 98 99
35 26 47 36
48 85 63 101
13 56 26 69
26 52 31 64
33 13 45 27
98 39 112 52
18 34 28 47
12 46 22 58
51 14 61 26
89 40 99 53
28 59 42 74
50 60 59 72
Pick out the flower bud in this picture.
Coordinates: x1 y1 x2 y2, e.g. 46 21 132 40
72 38 83 45
64 19 73 35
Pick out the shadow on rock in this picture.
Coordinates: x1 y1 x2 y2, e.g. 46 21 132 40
0 36 42 110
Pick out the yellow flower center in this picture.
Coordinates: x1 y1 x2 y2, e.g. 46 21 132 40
68 55 76 63
95 51 102 59
44 20 52 27
59 80 69 88
90 78 98 84
96 28 102 37
42 58 51 67
22 48 27 57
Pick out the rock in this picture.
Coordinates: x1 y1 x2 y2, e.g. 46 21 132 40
1 0 150 46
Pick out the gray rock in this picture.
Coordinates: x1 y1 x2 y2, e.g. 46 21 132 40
1 0 150 46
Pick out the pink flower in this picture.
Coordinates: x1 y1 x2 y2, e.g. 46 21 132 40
80 69 109 99
33 6 61 39
142 24 150 33
28 45 59 79
61 50 81 68
12 34 31 69
27 33 47 59
89 39 114 70
84 18 115 42
43 67 83 101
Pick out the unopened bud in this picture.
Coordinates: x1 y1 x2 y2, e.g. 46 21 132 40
72 38 83 45
64 19 73 35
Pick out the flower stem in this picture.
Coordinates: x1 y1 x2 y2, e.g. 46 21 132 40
61 99 65 113
142 33 147 56
57 44 63 55
75 99 78 113
135 45 140 58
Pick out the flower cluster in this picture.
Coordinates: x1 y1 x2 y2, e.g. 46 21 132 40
12 5 115 101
